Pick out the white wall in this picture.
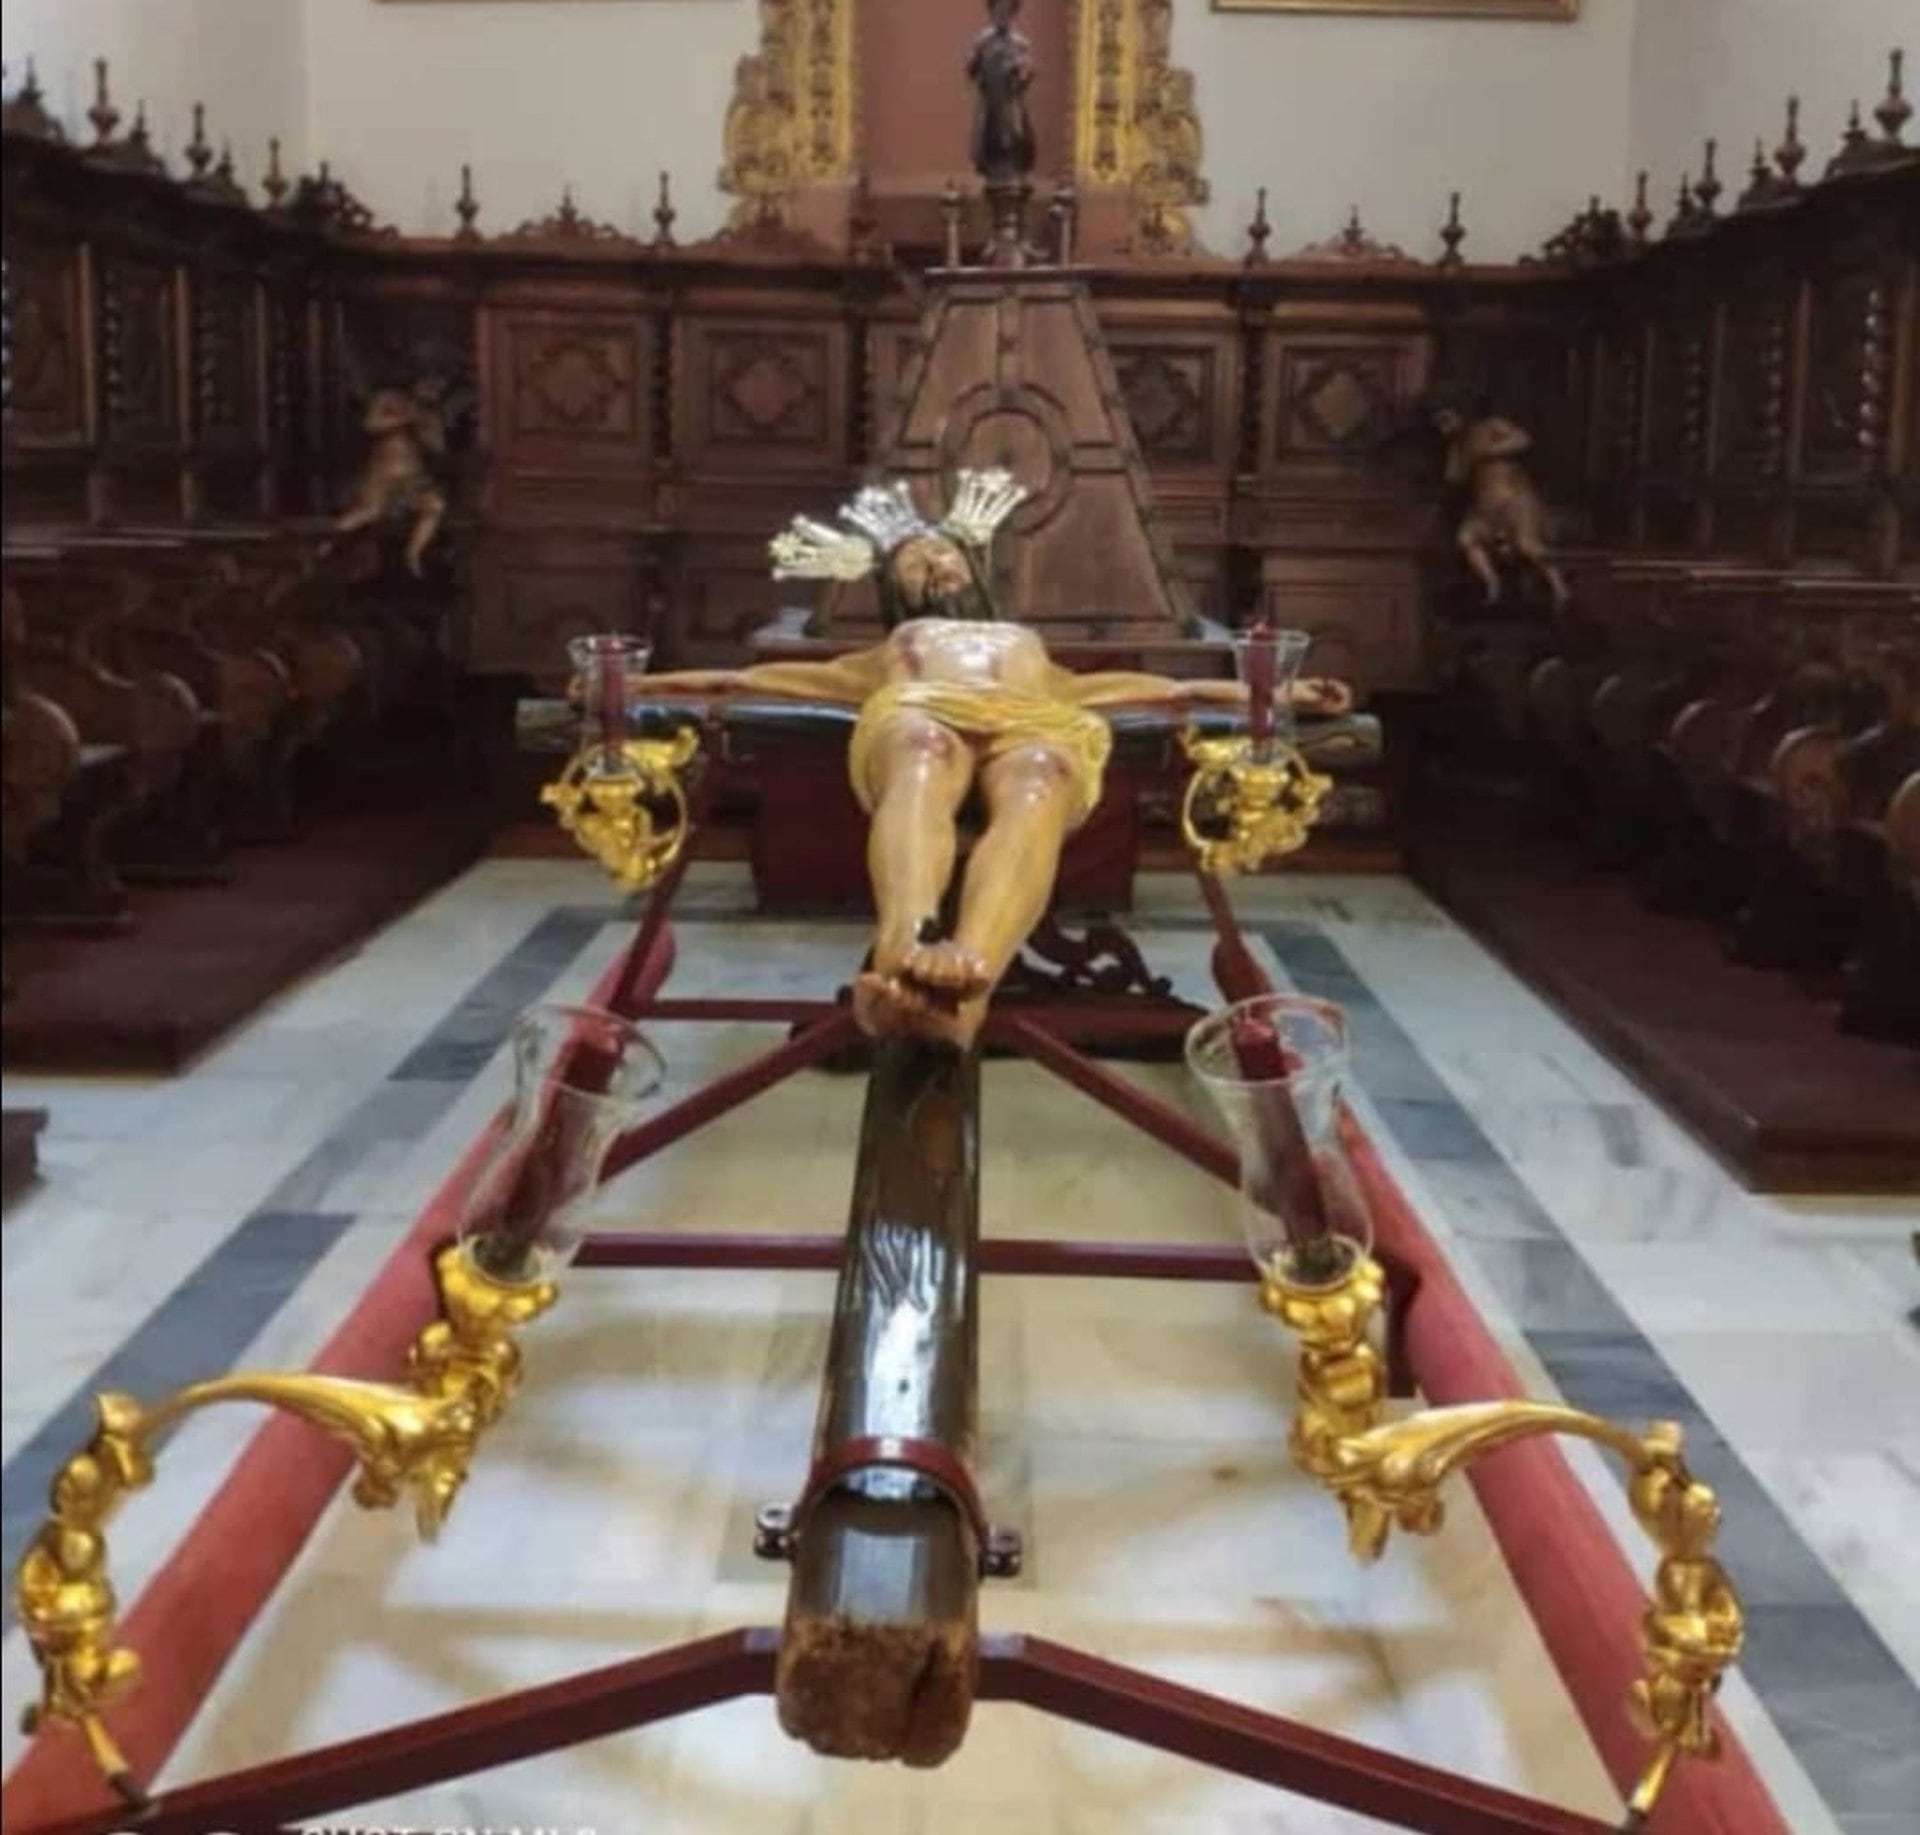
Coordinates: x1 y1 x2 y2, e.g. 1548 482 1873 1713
1 0 307 192
298 0 758 242
1628 0 1912 208
1177 0 1636 263
12 3 1906 263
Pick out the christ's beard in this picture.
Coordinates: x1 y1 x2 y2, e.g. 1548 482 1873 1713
918 582 991 622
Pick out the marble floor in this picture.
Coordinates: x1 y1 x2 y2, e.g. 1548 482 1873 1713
2 861 1915 1834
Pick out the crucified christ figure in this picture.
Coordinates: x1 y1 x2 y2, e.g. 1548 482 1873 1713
639 472 1350 1050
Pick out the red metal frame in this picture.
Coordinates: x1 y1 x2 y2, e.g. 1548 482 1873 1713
3 848 1660 1835
21 1633 1617 1835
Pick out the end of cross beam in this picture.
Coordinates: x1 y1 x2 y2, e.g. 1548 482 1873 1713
772 1039 985 1767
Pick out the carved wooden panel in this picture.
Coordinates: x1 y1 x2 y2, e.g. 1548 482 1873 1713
1593 324 1646 482
1258 556 1422 694
99 255 180 446
1268 339 1422 469
1643 313 1709 480
192 272 256 443
469 539 639 674
678 316 846 475
1111 344 1217 464
2 238 88 446
505 317 645 445
1716 278 1792 482
675 542 785 666
1801 267 1881 481
706 331 830 446
867 319 924 451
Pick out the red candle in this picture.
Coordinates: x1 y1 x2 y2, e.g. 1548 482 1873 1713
1246 619 1276 750
1226 1008 1335 1263
593 637 628 766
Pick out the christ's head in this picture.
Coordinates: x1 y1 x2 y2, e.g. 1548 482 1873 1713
889 534 979 618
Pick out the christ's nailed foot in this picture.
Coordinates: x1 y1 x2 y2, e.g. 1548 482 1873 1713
853 970 985 1053
854 970 934 1040
901 940 992 999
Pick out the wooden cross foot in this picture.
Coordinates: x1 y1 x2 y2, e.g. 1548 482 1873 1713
765 1037 998 1765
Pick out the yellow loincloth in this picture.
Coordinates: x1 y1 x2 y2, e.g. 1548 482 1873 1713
847 680 1113 822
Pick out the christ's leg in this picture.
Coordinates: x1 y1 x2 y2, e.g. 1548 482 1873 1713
853 711 975 1039
902 743 1079 1049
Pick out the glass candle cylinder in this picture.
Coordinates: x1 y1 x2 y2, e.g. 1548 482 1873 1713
1230 625 1312 761
568 633 653 774
1185 993 1371 1290
458 1004 664 1285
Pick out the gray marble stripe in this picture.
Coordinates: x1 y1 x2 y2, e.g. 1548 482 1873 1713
0 906 611 1630
388 907 617 1082
1262 919 1920 1830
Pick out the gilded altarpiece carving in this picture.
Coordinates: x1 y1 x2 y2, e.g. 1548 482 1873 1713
718 0 1209 255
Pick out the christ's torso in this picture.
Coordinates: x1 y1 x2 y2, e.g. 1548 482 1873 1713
883 618 1055 697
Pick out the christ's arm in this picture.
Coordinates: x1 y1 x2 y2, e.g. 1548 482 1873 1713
1057 669 1354 717
636 647 890 708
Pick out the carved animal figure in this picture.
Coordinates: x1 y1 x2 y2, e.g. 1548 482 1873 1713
1435 409 1569 608
335 382 451 577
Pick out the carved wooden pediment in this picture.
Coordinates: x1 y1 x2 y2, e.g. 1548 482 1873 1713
503 189 640 249
1286 208 1416 267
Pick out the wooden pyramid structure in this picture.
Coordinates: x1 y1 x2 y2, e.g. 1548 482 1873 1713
827 272 1198 643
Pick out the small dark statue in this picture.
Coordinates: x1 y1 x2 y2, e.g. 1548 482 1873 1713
968 0 1036 185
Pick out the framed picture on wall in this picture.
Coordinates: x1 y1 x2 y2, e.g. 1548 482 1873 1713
1213 0 1579 17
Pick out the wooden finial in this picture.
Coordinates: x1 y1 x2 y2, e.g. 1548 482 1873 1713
1049 174 1078 266
1695 137 1721 214
1624 170 1650 242
1437 190 1465 269
1667 172 1697 237
186 102 212 177
1874 48 1909 145
940 178 963 268
652 169 678 248
1244 186 1272 266
216 140 236 186
1627 170 1652 243
454 162 480 241
263 136 288 208
3 56 65 143
89 57 119 145
1775 95 1805 182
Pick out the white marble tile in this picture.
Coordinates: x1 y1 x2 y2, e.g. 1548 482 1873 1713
1738 1450 1920 1684
1579 1238 1912 1335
